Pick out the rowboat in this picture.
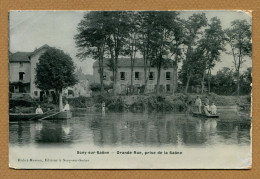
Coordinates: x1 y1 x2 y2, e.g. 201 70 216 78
192 112 219 118
9 113 41 121
9 111 72 121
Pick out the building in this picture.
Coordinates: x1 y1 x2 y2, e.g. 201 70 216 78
9 44 91 100
93 58 177 93
64 68 93 98
9 45 50 99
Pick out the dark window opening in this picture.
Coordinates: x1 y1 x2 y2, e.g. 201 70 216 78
166 72 171 80
34 91 38 96
149 72 154 80
166 84 171 92
19 72 24 80
135 72 140 80
20 62 23 68
120 72 125 80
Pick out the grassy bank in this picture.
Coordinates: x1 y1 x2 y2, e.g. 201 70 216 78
67 92 251 112
9 92 251 113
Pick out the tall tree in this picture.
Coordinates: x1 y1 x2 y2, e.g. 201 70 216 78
74 12 108 93
137 12 153 93
147 11 182 94
225 19 252 96
182 13 208 94
35 47 77 111
123 12 141 94
199 17 226 94
105 11 131 95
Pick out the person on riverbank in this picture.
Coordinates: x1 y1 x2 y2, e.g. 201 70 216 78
63 101 70 111
102 101 106 113
195 96 202 113
210 103 217 115
36 105 43 114
205 96 209 105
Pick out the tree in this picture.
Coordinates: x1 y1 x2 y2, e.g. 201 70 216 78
35 47 78 111
105 11 131 95
210 67 236 95
123 12 141 94
199 17 225 94
143 11 183 94
137 12 153 93
75 12 109 93
182 13 208 94
225 19 252 96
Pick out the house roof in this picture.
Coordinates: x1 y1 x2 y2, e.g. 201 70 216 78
9 52 32 62
28 44 50 58
9 44 50 63
93 58 147 68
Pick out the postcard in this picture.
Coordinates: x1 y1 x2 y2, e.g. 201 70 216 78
9 10 252 169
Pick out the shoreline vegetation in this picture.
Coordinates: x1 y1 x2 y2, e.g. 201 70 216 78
10 92 251 114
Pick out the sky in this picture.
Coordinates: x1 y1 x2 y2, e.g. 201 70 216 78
9 10 252 75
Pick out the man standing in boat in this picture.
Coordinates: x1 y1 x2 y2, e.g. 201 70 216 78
63 101 70 111
36 105 44 114
195 96 202 113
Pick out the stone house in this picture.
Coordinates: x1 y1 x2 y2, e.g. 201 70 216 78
9 44 51 99
93 58 177 93
9 44 90 100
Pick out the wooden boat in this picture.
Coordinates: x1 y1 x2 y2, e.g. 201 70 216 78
9 113 41 121
44 111 72 120
9 111 72 121
192 112 219 118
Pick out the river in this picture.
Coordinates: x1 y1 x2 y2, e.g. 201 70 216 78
9 111 251 147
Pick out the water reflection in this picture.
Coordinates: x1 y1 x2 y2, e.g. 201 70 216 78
9 112 251 147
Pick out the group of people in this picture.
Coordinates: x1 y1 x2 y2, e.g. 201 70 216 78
195 96 217 115
35 101 70 114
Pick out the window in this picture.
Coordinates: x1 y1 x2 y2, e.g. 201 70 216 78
149 72 154 80
166 72 171 80
135 72 140 80
120 72 125 80
19 62 23 68
34 91 38 96
166 84 171 92
19 72 24 80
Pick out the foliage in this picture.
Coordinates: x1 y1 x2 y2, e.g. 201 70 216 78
210 67 251 95
225 19 252 96
35 47 77 92
90 83 113 92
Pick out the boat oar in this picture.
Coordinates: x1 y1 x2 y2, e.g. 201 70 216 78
28 109 56 121
38 111 64 121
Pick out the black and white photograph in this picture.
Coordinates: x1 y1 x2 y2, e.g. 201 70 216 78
8 10 252 169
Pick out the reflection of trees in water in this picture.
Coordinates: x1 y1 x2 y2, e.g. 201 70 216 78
34 119 73 144
216 120 251 144
9 122 32 145
89 113 222 146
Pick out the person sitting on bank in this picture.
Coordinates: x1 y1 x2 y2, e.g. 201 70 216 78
63 101 70 111
36 105 43 114
195 96 202 113
210 102 217 115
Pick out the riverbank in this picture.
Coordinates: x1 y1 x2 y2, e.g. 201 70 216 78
9 92 251 113
67 93 251 112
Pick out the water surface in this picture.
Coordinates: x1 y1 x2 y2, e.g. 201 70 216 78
9 112 251 148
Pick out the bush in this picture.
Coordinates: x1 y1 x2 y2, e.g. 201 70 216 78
90 83 113 92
